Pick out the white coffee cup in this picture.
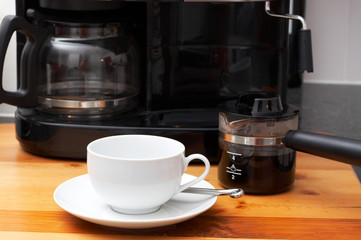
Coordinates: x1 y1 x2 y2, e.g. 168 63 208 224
87 134 210 215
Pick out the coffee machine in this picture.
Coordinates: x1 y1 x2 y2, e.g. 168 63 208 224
0 0 311 161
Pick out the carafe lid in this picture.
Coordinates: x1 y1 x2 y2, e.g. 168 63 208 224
218 92 299 119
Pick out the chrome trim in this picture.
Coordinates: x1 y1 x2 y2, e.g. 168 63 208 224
265 1 307 29
38 94 137 109
220 132 283 146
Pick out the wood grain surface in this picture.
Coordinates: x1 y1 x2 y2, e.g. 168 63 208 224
1 123 361 239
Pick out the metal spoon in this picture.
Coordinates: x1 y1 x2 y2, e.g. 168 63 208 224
183 187 244 198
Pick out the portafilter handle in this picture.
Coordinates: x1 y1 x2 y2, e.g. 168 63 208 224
283 130 361 167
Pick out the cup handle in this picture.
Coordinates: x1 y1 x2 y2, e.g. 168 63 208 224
178 154 210 193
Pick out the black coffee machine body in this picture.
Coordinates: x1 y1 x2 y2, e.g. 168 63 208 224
0 0 307 161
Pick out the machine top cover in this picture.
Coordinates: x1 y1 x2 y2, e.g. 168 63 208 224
39 0 127 11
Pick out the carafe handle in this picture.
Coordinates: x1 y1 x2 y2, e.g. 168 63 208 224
0 15 48 107
283 130 361 167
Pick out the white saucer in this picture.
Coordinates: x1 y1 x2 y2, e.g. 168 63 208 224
54 174 217 229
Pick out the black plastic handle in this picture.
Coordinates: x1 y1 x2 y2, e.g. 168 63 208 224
283 130 361 167
0 15 48 107
298 29 313 73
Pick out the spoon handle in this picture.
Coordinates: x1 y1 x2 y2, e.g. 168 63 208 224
183 187 244 198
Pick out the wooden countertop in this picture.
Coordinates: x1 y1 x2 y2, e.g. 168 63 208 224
1 123 361 239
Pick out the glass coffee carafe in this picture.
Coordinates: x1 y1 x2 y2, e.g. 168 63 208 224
37 21 140 118
0 10 140 118
218 92 299 194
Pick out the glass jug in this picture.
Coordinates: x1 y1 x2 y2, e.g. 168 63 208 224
37 22 140 118
217 92 299 194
